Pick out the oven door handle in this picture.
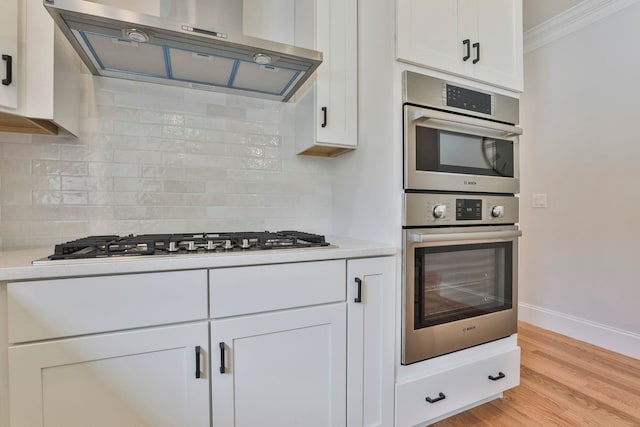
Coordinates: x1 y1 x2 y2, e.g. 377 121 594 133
409 229 522 243
411 110 523 138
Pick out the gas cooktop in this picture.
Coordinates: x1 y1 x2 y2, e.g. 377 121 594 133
41 231 331 261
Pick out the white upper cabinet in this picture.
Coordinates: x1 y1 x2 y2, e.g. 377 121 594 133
294 0 358 157
0 0 80 135
243 0 358 156
0 0 18 110
397 0 523 92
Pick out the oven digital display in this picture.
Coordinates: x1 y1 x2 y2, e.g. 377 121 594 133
446 84 492 115
456 199 482 220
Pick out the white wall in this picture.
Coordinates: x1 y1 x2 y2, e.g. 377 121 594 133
0 75 334 249
520 3 640 358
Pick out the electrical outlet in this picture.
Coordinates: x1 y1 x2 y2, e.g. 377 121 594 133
532 193 547 208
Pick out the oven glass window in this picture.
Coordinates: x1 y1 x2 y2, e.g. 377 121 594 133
415 127 514 177
414 242 512 329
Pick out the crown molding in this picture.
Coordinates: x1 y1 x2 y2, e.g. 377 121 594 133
524 0 640 54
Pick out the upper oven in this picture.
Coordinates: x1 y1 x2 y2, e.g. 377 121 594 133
403 71 523 194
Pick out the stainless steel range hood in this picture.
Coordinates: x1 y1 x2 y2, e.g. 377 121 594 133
44 0 322 102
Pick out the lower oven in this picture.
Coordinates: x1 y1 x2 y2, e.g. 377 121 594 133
402 193 521 365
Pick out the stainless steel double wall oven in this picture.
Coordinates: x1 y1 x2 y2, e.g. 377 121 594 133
402 71 523 364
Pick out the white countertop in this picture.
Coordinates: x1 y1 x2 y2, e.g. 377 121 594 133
0 237 397 282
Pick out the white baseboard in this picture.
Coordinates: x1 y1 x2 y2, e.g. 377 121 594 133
518 302 640 360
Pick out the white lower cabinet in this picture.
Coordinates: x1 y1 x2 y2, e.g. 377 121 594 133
211 303 347 427
5 256 396 427
347 257 396 427
8 322 210 427
395 346 521 427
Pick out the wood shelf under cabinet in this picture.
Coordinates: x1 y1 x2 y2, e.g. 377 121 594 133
0 111 58 135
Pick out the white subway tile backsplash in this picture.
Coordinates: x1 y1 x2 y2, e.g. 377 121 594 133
114 121 163 138
0 133 33 144
0 77 332 249
32 191 63 205
59 144 114 162
32 160 89 176
0 158 31 176
113 178 163 192
163 180 205 194
0 191 31 205
62 176 114 192
88 162 139 178
1 142 60 160
113 206 163 220
113 149 163 164
62 192 89 205
1 175 61 191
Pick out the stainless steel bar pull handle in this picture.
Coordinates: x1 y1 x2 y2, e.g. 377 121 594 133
410 230 522 243
411 109 523 137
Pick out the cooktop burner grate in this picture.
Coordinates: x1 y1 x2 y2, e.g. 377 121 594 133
48 231 330 260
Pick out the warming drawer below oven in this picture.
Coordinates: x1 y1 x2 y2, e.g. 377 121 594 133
395 346 521 427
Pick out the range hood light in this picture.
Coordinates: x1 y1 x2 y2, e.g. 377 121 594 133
252 53 272 65
125 29 150 43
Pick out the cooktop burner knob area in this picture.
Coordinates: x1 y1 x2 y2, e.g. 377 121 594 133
491 205 505 218
241 239 250 249
168 241 179 252
224 240 233 250
432 204 447 219
187 241 197 251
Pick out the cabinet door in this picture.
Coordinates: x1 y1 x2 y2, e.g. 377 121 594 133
396 0 462 75
9 323 210 427
294 0 358 156
0 0 18 110
315 0 357 147
473 0 523 91
347 257 396 427
212 303 347 426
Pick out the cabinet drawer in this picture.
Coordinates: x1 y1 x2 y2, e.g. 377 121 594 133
210 260 345 318
395 347 520 427
8 270 208 343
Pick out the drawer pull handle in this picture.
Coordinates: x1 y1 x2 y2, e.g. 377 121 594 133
219 342 226 374
195 346 202 378
489 371 506 381
425 392 446 404
354 277 362 303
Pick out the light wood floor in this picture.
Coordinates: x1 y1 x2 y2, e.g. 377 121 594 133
432 321 640 426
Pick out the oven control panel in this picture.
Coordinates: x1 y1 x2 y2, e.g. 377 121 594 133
455 199 482 220
404 193 519 227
